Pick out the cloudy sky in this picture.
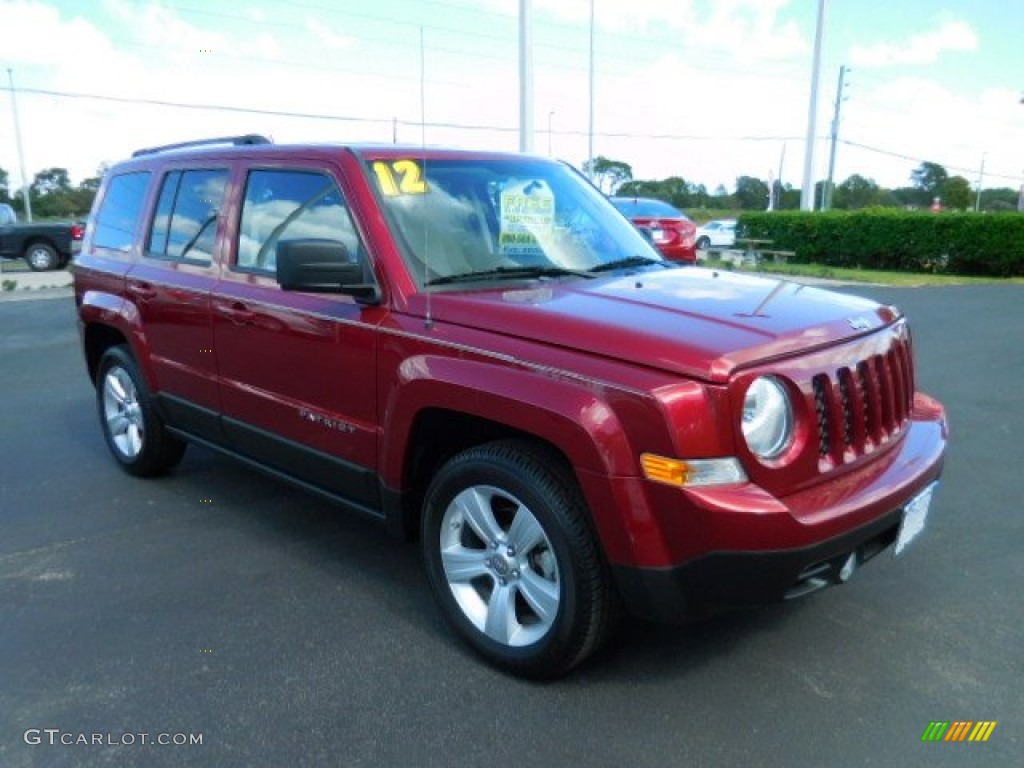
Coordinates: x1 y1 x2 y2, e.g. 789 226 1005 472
1 0 1021 196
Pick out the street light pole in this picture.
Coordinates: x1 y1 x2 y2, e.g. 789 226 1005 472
7 68 33 222
823 64 847 211
800 0 828 211
587 0 595 174
518 0 534 152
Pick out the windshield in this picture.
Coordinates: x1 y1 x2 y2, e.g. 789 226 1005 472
365 156 663 287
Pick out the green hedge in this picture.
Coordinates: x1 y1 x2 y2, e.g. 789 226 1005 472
737 211 1024 277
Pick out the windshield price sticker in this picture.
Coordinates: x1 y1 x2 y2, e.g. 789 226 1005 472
499 180 554 257
372 160 428 196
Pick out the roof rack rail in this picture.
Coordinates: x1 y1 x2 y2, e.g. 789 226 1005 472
132 134 272 157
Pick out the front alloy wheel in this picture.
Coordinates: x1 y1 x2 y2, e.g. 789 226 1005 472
439 484 561 648
422 440 617 678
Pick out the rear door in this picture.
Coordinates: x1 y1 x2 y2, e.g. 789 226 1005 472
211 162 385 513
126 164 230 440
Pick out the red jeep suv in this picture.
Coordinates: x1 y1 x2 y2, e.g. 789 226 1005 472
74 135 947 678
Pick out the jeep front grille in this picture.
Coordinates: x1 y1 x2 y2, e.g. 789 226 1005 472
811 338 914 467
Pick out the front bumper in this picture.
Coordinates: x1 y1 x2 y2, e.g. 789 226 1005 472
612 503 906 623
608 406 946 623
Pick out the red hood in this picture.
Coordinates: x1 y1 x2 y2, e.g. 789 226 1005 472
417 268 899 382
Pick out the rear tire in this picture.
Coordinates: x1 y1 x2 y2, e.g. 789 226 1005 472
96 346 186 477
421 439 617 678
25 242 59 271
696 236 711 250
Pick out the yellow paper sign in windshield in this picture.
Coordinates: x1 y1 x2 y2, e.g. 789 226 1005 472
499 180 554 258
372 160 428 196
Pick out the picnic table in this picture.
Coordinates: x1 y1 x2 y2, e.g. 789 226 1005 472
734 238 794 265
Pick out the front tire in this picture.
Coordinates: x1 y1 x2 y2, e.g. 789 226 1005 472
25 242 59 271
421 440 617 678
96 346 186 477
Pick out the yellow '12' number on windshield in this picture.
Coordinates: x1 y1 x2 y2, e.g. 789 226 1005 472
372 160 427 196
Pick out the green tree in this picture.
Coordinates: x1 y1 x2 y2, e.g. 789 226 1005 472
834 174 882 209
734 176 769 210
583 155 633 194
940 176 972 210
0 166 9 204
910 161 949 205
768 182 801 210
979 187 1022 212
32 167 72 196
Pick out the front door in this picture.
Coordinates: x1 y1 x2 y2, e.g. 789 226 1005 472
211 165 384 512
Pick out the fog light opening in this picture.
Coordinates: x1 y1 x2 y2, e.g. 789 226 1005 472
838 552 858 583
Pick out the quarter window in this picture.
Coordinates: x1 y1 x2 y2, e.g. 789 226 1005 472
93 172 151 251
237 170 363 273
147 169 229 263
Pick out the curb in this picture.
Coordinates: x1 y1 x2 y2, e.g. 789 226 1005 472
0 286 74 302
0 267 73 300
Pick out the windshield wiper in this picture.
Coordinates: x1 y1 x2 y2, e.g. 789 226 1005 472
426 265 594 286
588 255 670 273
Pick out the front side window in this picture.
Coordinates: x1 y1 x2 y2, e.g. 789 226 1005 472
237 170 363 273
147 169 229 263
93 172 151 251
365 157 662 286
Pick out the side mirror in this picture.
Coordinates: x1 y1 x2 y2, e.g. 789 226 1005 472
276 239 379 303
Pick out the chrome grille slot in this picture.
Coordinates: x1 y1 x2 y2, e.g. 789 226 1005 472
813 375 831 458
813 336 913 470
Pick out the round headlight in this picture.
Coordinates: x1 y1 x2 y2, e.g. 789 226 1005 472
742 376 793 459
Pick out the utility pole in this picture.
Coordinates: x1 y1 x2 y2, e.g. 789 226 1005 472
518 0 534 152
823 64 848 210
7 68 33 222
974 153 985 212
800 0 827 211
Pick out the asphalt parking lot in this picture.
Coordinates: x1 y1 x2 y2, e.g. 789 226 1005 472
1 285 1021 767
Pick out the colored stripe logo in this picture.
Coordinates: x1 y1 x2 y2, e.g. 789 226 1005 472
921 721 996 742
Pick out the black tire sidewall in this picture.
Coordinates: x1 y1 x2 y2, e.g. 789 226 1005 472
697 236 710 250
422 444 594 676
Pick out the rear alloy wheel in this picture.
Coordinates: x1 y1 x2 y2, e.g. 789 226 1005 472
96 346 186 477
25 243 59 271
422 440 617 678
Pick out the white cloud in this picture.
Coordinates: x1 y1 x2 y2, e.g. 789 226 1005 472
305 17 354 50
850 19 978 68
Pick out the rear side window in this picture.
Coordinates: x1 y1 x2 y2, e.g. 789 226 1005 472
147 169 229 264
237 170 363 273
93 172 151 251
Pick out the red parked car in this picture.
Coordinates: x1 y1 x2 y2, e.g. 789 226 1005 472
74 136 946 678
610 196 697 263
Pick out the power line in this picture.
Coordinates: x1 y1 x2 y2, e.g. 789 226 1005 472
841 139 1021 184
0 84 806 144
